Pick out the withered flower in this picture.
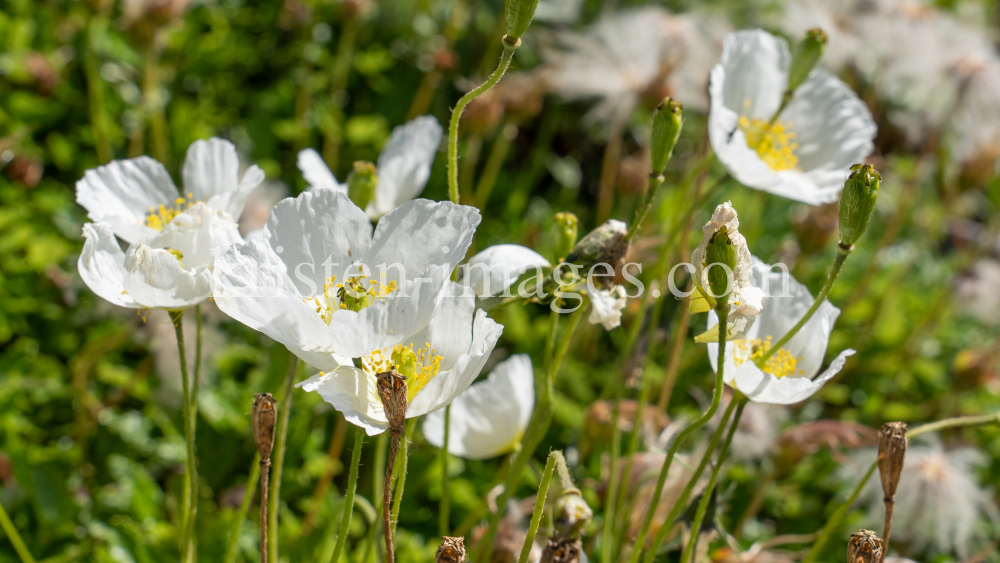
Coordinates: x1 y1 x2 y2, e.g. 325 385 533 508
877 422 907 502
540 537 582 563
437 536 466 563
848 529 882 563
251 393 277 461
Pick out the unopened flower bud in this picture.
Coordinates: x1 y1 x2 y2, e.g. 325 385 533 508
551 212 578 262
565 219 628 282
847 529 882 563
436 536 465 563
540 537 582 563
376 369 408 435
347 161 377 211
504 0 540 40
650 97 683 175
877 422 907 501
554 489 593 538
705 227 737 302
839 163 880 248
788 28 827 94
251 393 278 461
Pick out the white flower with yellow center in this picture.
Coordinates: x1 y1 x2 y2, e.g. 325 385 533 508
708 29 876 205
297 283 503 435
211 188 481 371
422 354 534 459
706 257 855 404
76 138 264 244
297 116 443 219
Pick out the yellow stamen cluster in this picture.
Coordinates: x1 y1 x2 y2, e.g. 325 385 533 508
732 335 804 378
144 193 198 230
309 274 399 323
738 109 799 171
363 343 442 401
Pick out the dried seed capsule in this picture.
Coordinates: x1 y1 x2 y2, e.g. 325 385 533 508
540 537 582 563
251 393 278 461
376 369 408 435
847 529 882 563
436 536 466 563
877 422 907 501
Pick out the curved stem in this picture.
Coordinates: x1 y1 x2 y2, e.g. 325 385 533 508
0 496 36 563
268 356 299 563
172 311 198 563
447 37 519 204
223 454 260 563
629 306 730 563
518 453 557 563
802 460 877 563
330 428 364 563
439 405 452 536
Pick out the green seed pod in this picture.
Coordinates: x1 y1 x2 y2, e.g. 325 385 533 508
705 227 737 301
650 97 683 175
838 163 881 248
787 28 827 94
553 489 593 538
347 161 377 210
551 212 579 262
504 0 540 40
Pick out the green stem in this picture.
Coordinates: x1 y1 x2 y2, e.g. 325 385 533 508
626 174 665 242
223 454 260 563
172 310 197 563
268 356 299 563
679 399 745 563
801 460 877 563
329 428 365 563
447 36 520 204
518 453 557 563
0 498 36 563
628 306 730 563
909 412 1000 437
390 419 417 537
439 406 452 536
757 245 851 366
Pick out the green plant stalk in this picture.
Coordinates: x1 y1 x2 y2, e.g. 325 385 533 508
329 428 364 563
476 306 584 563
0 496 36 563
223 454 261 563
757 245 851 366
518 453 557 563
679 399 745 563
268 356 299 563
439 405 452 536
626 174 666 242
600 403 623 563
447 37 519 204
628 305 730 563
801 460 876 563
172 311 198 563
909 412 1000 437
390 419 417 537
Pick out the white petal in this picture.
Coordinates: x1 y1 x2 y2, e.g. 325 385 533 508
731 348 855 404
459 244 551 297
588 285 627 330
123 241 212 309
150 203 243 269
717 30 790 122
298 148 346 193
423 354 535 459
75 157 178 244
182 138 263 218
264 189 373 298
212 239 341 370
368 116 443 219
78 223 140 308
297 365 389 435
364 199 481 286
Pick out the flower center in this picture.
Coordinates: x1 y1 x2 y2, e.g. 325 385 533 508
363 343 442 402
144 194 199 230
732 336 803 378
309 274 399 323
738 109 799 171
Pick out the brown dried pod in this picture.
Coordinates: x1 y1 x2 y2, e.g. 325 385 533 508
376 369 408 435
847 529 882 563
877 422 907 501
540 537 582 563
436 536 466 563
251 393 277 461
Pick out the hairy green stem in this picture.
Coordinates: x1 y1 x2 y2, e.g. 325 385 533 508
439 405 452 536
0 496 36 563
390 419 417 537
518 453 557 563
268 356 299 563
223 454 260 563
447 36 519 204
329 428 364 563
172 310 198 563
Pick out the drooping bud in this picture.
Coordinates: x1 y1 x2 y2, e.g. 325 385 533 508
565 219 628 284
877 422 907 502
504 0 540 40
650 98 683 175
376 369 408 435
553 489 593 538
838 163 881 248
347 161 378 210
251 393 278 461
847 529 882 563
787 28 827 94
436 536 465 563
540 537 582 563
704 227 737 303
551 212 579 262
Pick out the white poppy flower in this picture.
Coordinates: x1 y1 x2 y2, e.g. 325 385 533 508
691 202 765 341
708 29 876 204
79 203 243 310
422 354 534 459
459 244 551 297
588 285 627 330
297 116 443 219
706 257 855 404
211 188 481 370
76 138 265 244
297 283 503 435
